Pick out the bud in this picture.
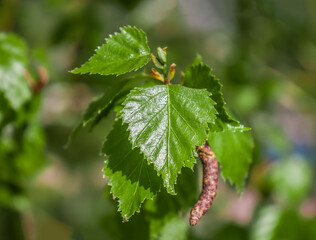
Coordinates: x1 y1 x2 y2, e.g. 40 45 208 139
168 63 176 81
151 53 163 69
157 47 167 64
151 68 164 82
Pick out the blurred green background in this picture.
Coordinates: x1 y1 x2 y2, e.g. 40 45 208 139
0 0 316 239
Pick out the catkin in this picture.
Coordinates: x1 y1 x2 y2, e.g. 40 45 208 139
190 142 218 226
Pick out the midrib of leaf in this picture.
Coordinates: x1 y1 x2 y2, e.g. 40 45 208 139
166 85 171 181
122 85 217 193
95 54 148 67
170 104 196 139
71 26 150 76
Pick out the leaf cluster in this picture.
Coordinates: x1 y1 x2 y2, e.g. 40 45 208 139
70 26 254 223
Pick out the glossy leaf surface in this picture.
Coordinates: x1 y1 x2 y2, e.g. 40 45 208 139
71 26 150 76
122 85 217 193
184 59 249 132
102 119 162 220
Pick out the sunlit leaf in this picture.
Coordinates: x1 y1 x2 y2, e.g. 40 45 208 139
102 119 162 220
71 26 151 76
66 75 158 147
208 130 254 191
122 85 217 193
184 58 249 132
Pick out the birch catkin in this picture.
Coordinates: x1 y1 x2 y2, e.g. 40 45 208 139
190 141 218 226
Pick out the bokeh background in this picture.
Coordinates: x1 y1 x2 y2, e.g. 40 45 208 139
1 0 316 239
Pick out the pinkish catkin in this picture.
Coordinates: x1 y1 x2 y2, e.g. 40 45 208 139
190 141 218 226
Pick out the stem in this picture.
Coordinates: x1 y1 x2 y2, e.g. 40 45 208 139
24 66 48 94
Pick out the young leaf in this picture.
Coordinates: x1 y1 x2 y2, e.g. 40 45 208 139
183 60 249 132
208 130 254 192
0 33 31 110
66 75 158 147
121 85 217 194
102 119 162 220
71 26 151 76
83 82 128 126
65 80 127 147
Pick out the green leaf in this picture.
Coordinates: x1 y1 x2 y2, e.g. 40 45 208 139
71 26 151 76
208 130 254 192
102 119 162 220
251 206 316 240
65 81 125 148
122 85 217 194
266 156 313 205
81 80 128 126
191 54 203 66
157 47 166 64
0 33 31 110
145 168 196 239
156 215 188 240
183 58 249 132
66 75 158 147
0 93 15 129
250 205 283 240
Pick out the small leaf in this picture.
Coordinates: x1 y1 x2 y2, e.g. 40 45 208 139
71 26 151 76
121 85 217 194
183 58 249 132
151 53 163 69
82 81 127 126
0 33 31 110
157 47 166 64
66 80 127 147
66 75 158 147
167 64 176 82
191 54 203 66
208 130 254 192
102 119 162 220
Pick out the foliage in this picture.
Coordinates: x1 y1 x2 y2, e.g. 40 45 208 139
121 85 216 193
70 26 253 221
0 33 31 110
208 131 254 192
102 119 162 220
2 0 316 238
0 33 45 210
71 26 151 76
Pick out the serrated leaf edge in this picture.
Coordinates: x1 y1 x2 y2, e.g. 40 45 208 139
70 26 151 76
120 85 217 194
208 132 254 194
101 118 162 220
